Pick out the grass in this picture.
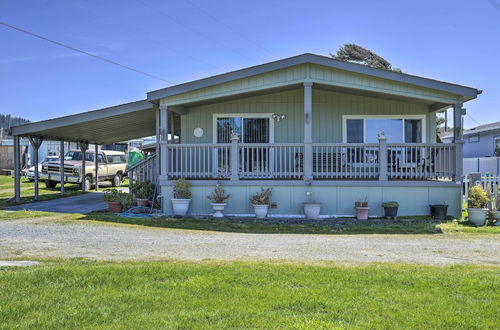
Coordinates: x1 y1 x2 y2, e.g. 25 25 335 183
82 211 500 235
0 260 498 328
0 175 129 209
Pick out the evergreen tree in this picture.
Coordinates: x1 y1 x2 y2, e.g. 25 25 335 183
331 43 402 72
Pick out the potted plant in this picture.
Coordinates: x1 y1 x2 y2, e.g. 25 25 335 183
303 191 321 219
250 188 272 218
467 185 490 226
171 178 192 216
131 180 155 207
104 189 123 213
381 201 399 220
488 187 500 225
429 202 448 220
207 182 230 218
355 199 369 220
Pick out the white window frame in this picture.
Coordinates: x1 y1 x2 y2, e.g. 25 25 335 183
342 115 427 143
212 113 275 144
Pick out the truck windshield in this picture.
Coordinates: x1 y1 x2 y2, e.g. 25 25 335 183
65 151 95 162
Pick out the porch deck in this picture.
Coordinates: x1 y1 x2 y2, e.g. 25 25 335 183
129 141 457 183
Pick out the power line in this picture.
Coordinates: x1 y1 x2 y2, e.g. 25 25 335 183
0 21 177 85
184 0 273 56
67 0 224 71
466 113 482 126
133 0 256 62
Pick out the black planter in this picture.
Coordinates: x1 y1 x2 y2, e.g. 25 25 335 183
429 204 448 220
383 207 398 220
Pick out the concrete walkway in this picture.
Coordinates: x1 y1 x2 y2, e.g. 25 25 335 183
5 192 107 214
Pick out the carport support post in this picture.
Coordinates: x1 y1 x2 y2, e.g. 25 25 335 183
94 143 99 191
13 135 21 203
80 142 88 192
303 82 313 181
60 140 65 196
28 136 43 201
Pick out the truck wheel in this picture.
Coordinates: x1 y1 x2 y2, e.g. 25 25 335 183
112 174 122 187
45 180 57 189
84 176 92 191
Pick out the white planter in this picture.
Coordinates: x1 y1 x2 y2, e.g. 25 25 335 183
303 202 321 220
171 198 191 216
467 208 488 226
211 203 227 218
253 204 269 219
490 211 500 225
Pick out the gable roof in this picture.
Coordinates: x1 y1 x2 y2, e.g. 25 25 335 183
147 53 481 102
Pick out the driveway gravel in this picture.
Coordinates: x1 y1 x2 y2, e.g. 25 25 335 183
0 217 499 265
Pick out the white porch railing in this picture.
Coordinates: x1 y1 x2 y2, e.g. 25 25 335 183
387 143 456 180
157 142 457 181
128 154 157 186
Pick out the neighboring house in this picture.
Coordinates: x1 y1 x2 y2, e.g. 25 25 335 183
442 121 500 158
11 53 481 217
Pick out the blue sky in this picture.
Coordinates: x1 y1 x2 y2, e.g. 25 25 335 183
1 0 499 128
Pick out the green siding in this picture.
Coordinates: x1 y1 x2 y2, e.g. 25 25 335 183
161 63 461 106
180 89 435 144
161 185 462 218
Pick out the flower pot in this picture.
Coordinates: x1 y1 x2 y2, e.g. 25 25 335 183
429 204 448 220
303 202 321 220
107 201 122 213
491 211 500 226
355 206 370 220
171 198 191 216
383 206 398 220
136 198 149 207
253 204 269 219
467 208 488 226
211 203 227 218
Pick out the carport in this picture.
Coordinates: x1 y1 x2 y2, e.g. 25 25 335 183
10 100 158 202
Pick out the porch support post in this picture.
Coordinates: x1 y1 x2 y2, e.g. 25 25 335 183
159 105 169 182
378 133 388 181
230 134 239 180
80 142 88 192
94 143 99 191
14 135 21 203
60 140 65 196
303 82 313 181
453 103 465 181
28 136 43 200
155 107 160 180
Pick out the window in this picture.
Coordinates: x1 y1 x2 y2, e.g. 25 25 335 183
468 134 480 143
344 116 425 143
107 155 125 163
495 137 500 156
214 115 272 143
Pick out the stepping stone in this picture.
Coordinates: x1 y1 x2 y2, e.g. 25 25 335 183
0 260 39 267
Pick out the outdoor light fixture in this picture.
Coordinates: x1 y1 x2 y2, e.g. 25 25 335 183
272 114 287 122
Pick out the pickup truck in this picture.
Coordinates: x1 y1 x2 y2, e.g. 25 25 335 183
40 150 127 190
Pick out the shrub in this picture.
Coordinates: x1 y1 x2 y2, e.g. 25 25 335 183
250 188 272 205
120 193 136 210
207 182 230 203
103 189 135 210
468 185 490 208
381 201 399 208
173 178 191 199
103 189 121 202
131 181 155 200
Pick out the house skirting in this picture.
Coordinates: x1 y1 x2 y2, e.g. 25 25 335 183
160 182 462 218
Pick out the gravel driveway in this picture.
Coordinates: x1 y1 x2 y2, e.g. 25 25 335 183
1 216 499 265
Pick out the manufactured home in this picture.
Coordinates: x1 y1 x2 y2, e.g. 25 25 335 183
11 54 481 217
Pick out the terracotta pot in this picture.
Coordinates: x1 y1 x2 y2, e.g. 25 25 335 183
136 198 148 207
108 201 122 213
355 206 369 220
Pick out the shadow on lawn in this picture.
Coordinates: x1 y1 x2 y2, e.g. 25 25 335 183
81 211 448 235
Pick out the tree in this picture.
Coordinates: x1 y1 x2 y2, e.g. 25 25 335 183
331 43 401 72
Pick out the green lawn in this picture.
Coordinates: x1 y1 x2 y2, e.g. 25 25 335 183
0 260 498 328
0 175 129 209
84 211 500 235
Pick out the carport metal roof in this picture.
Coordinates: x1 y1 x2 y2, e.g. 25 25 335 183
11 100 156 144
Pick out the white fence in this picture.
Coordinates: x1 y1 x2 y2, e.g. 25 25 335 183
463 175 499 200
464 157 500 176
